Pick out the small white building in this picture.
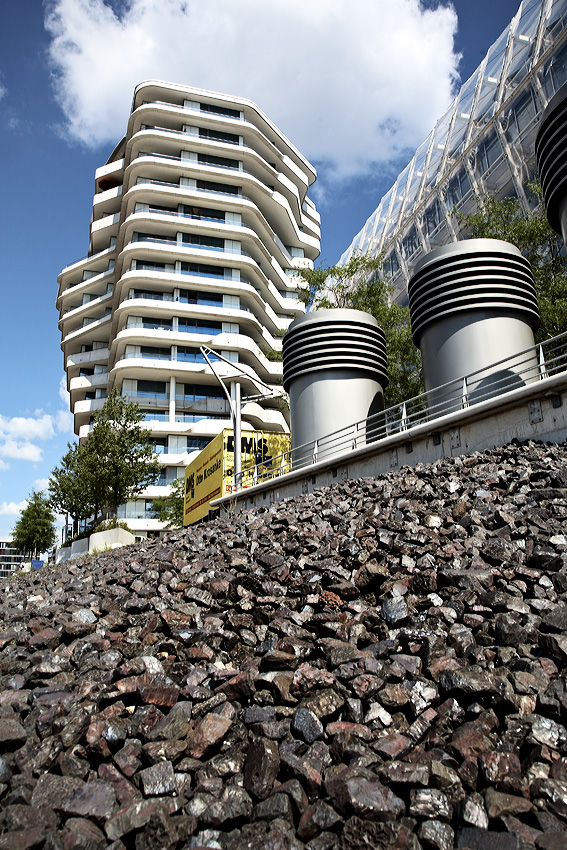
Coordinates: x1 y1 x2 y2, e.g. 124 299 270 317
0 538 25 577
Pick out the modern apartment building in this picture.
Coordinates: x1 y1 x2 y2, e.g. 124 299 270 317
57 81 320 537
339 0 567 302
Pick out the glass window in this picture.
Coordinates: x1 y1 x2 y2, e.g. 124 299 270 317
505 89 537 142
140 410 168 421
384 252 400 277
401 227 419 258
200 102 241 119
179 289 223 307
196 179 240 195
181 233 224 250
423 200 442 236
178 318 223 335
137 380 167 397
198 153 239 170
180 205 225 221
151 438 168 454
446 170 471 208
477 134 503 173
542 42 567 98
140 346 170 360
178 383 224 401
132 289 171 301
180 262 225 279
199 127 239 145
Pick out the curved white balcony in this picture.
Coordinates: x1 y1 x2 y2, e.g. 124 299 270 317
73 397 106 416
62 311 112 347
240 401 288 433
69 372 108 393
92 185 122 217
59 295 114 338
131 83 316 182
66 347 110 369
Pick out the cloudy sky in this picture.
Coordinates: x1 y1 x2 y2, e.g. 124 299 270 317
0 0 522 539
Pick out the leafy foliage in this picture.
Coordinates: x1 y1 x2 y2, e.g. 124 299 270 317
86 388 160 514
151 475 185 529
49 389 160 525
12 492 56 559
294 254 423 406
457 182 567 341
49 442 100 527
92 517 132 534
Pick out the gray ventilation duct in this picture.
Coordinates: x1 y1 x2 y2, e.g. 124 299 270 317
536 82 567 245
408 239 540 413
283 309 388 460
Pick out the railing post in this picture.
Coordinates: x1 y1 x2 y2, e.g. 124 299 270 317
312 440 318 464
401 402 408 431
539 344 549 380
461 377 469 409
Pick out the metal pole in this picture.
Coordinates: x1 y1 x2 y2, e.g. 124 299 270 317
231 381 242 490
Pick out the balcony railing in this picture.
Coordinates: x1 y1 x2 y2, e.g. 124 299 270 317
129 235 252 258
128 262 253 286
137 207 241 226
232 331 567 491
135 152 274 190
141 100 244 121
134 177 250 201
141 124 243 147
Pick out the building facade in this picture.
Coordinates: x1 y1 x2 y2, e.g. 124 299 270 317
57 81 320 537
0 539 25 578
339 0 567 302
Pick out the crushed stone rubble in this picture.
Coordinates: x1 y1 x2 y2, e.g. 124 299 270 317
2 441 567 848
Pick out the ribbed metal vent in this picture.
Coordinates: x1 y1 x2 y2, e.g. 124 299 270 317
283 309 388 391
282 309 389 454
536 82 567 236
408 239 539 346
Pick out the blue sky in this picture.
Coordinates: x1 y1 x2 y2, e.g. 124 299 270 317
0 0 522 539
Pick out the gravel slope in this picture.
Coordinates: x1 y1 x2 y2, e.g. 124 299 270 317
0 441 567 849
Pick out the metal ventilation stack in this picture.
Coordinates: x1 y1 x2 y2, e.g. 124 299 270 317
536 82 567 246
408 239 540 415
282 309 388 460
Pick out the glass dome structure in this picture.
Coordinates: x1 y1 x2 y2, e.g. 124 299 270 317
338 0 567 304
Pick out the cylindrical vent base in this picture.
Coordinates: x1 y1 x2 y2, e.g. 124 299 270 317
408 239 540 414
536 82 567 244
283 309 388 456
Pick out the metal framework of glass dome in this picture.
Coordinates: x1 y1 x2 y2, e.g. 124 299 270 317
338 0 567 304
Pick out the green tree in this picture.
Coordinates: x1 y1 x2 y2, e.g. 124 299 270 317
85 388 161 515
457 182 567 340
48 389 160 527
12 492 56 559
151 475 185 528
49 442 101 532
294 253 423 406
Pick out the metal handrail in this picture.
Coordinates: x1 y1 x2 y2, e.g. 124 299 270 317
232 330 567 491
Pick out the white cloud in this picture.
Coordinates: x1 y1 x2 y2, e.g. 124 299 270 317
0 414 55 442
58 375 69 407
56 409 75 433
57 377 74 433
0 377 74 462
33 479 51 493
0 500 27 517
0 440 44 463
45 0 459 179
0 460 9 471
